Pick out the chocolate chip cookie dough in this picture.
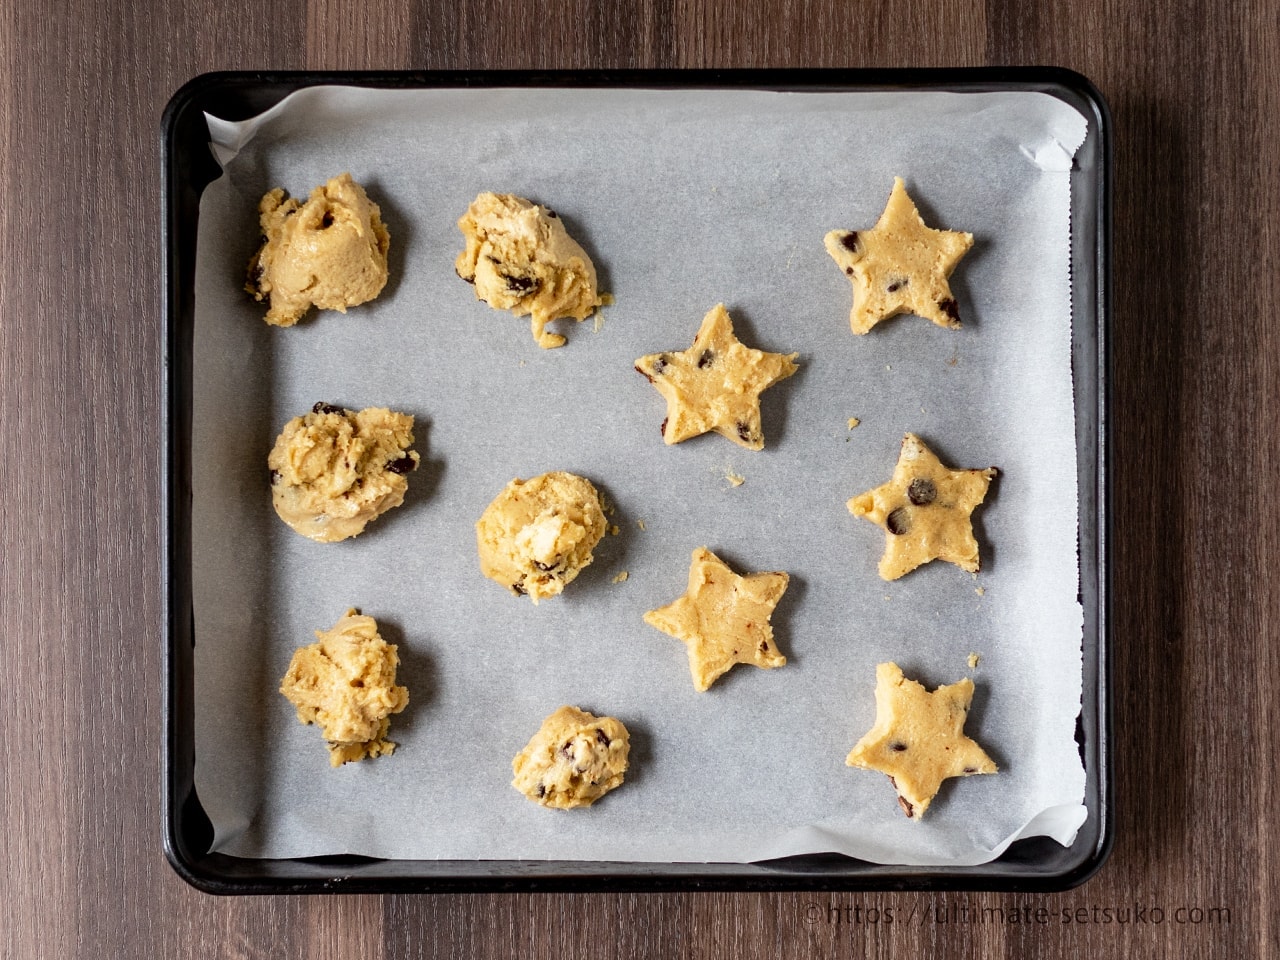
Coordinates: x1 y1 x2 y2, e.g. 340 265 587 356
847 433 997 580
643 547 790 692
455 192 603 349
268 402 420 543
279 609 410 767
246 172 391 327
824 177 973 334
512 706 630 809
846 662 996 819
634 303 798 450
476 471 607 604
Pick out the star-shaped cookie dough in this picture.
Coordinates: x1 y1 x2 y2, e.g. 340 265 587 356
846 662 997 820
848 433 997 581
643 547 789 691
635 303 798 450
824 177 974 334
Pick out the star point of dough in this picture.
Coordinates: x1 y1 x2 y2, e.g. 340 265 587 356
848 433 997 580
643 547 789 691
846 662 996 819
635 304 798 450
824 177 973 334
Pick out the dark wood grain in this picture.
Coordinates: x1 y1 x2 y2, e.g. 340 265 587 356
1 0 1277 957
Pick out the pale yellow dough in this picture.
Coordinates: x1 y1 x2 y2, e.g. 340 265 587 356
511 706 630 808
847 433 997 580
643 547 789 691
634 304 798 450
455 192 602 348
246 172 390 327
279 609 409 767
476 472 606 604
268 403 420 543
824 177 973 334
846 662 996 819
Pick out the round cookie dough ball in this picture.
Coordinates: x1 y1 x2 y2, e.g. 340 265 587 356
279 608 410 767
268 402 420 543
455 192 603 349
475 471 606 604
246 172 391 327
511 705 630 809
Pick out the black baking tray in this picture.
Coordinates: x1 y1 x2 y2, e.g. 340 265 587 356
162 68 1111 894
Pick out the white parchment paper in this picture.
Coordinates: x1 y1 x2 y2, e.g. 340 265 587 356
192 86 1088 865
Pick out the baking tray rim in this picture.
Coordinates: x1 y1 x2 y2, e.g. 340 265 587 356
161 66 1112 895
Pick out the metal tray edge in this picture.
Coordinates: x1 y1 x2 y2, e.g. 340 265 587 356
161 67 1112 895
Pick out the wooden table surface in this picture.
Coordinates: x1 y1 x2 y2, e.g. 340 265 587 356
2 0 1276 957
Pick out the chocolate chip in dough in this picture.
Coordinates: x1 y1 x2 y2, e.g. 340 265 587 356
907 478 936 506
385 456 416 475
504 274 539 294
886 507 912 535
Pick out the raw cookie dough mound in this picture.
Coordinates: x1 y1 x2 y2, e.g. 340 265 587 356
824 177 973 334
268 402 420 543
455 192 603 349
511 706 630 809
847 433 997 580
634 303 799 450
475 471 606 604
279 609 410 767
643 547 789 692
246 172 391 327
846 662 996 820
